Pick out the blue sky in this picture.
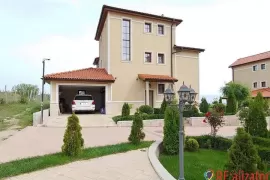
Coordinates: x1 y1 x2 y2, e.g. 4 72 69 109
1 0 270 100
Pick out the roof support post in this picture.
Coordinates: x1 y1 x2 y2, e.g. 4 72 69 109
145 81 150 105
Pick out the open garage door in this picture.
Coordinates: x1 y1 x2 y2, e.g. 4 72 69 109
58 85 105 114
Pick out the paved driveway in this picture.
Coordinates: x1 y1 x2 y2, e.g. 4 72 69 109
44 114 116 127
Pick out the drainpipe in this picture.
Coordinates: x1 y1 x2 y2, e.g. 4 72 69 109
171 20 174 89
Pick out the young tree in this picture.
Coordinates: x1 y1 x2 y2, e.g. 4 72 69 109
203 110 225 136
220 82 250 104
160 97 167 114
199 97 209 113
163 105 179 154
245 92 268 138
224 128 261 177
122 103 130 116
62 113 84 156
128 111 145 144
226 92 237 114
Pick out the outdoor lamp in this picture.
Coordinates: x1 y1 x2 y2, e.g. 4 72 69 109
188 85 197 104
163 87 175 104
178 82 190 103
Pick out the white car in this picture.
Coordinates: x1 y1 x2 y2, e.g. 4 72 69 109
72 94 95 113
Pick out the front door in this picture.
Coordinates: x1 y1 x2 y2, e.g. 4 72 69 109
145 90 154 107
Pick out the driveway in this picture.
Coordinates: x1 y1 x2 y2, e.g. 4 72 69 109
44 114 116 127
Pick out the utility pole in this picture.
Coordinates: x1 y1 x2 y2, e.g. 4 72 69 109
5 85 7 103
41 58 50 124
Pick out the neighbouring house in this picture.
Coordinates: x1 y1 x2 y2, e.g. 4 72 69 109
44 5 205 116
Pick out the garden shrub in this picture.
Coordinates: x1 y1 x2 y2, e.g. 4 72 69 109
128 111 145 144
163 105 179 155
212 103 225 113
0 98 5 104
252 136 270 148
160 98 167 114
224 128 262 175
139 105 154 114
183 105 200 117
199 97 209 113
62 113 84 156
121 103 130 117
256 146 270 163
204 110 225 136
112 114 165 123
19 96 28 104
206 139 212 149
154 108 161 114
185 138 199 152
226 92 237 114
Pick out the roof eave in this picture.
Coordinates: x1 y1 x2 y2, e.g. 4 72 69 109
44 78 115 83
174 45 205 53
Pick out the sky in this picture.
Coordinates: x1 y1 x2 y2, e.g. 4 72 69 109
1 0 270 101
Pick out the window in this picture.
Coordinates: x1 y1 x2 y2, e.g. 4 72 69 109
144 52 152 63
261 64 266 70
158 84 165 94
144 23 152 33
261 81 266 87
158 53 165 64
158 24 164 35
252 65 258 71
253 82 258 88
122 19 131 61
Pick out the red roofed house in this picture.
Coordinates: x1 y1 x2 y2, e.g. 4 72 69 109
229 51 270 98
44 5 204 116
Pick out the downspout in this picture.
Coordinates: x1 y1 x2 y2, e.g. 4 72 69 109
171 20 174 89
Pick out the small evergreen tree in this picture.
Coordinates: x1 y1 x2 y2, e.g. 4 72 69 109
245 92 268 138
122 102 130 116
199 97 209 113
62 113 84 156
226 92 237 114
160 98 167 114
219 97 222 103
224 128 261 178
128 111 145 145
163 106 179 154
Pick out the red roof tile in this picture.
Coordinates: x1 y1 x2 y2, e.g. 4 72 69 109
138 74 178 82
229 51 270 68
251 88 270 98
44 68 115 82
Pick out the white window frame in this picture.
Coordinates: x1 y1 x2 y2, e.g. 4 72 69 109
121 17 132 62
157 83 165 95
157 52 166 65
144 21 153 34
144 51 153 64
261 63 266 70
261 81 267 88
253 81 258 88
157 23 165 36
252 65 258 72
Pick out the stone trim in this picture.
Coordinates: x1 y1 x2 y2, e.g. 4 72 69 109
148 141 176 180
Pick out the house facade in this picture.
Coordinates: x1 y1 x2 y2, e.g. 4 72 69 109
45 5 204 116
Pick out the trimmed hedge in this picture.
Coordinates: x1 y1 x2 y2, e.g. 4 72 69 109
139 105 154 114
154 108 161 114
186 135 270 163
112 114 165 123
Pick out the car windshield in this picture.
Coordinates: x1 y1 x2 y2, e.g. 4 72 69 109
75 95 93 100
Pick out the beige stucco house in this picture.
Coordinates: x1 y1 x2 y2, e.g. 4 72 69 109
229 51 270 98
44 5 205 116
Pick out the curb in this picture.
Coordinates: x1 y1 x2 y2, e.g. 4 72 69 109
148 141 176 180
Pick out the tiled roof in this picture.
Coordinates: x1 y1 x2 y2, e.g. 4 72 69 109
44 68 115 82
138 74 178 82
229 51 270 68
95 5 182 40
251 88 270 98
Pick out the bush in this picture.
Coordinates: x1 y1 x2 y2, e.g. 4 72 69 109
160 98 167 114
62 113 84 156
226 92 237 114
121 103 130 117
183 105 200 117
212 103 225 113
163 106 179 155
128 112 145 144
139 105 154 114
19 96 28 104
0 98 5 104
252 136 270 148
199 97 209 113
257 147 270 163
206 139 212 149
224 128 261 175
185 138 199 152
154 108 161 114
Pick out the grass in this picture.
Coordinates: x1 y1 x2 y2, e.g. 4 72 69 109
159 149 270 180
0 141 152 179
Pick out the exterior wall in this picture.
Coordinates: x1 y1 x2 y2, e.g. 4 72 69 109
99 15 109 71
174 50 200 102
108 11 176 109
233 59 270 90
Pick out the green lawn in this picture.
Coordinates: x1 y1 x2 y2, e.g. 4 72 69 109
0 141 152 179
159 149 270 180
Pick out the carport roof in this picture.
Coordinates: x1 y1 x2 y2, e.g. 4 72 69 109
44 68 115 82
138 74 178 82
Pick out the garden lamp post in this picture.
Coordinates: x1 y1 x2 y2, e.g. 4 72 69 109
41 58 50 124
164 82 197 180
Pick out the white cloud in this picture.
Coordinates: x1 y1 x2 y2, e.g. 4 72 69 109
17 0 270 96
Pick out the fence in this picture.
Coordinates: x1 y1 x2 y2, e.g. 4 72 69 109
0 91 50 104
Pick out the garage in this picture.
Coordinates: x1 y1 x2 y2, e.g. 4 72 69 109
58 85 106 114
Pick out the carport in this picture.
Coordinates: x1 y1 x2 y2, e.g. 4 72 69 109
44 67 115 117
